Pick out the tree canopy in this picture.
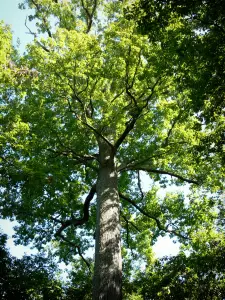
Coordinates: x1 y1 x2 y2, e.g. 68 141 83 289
127 0 225 160
0 1 224 299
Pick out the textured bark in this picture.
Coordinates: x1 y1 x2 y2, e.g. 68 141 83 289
93 139 122 300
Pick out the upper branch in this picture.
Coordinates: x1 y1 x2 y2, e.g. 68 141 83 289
80 118 114 149
65 96 113 149
30 0 52 37
25 18 50 52
80 0 98 33
137 170 144 199
114 113 140 151
162 109 184 147
120 193 188 240
114 77 162 152
141 77 162 109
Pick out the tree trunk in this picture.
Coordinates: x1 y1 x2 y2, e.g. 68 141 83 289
93 139 122 300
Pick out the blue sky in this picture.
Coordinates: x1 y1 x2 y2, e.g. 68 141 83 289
0 1 180 259
0 0 35 53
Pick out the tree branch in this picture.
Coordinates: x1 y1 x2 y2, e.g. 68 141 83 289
54 184 96 236
53 185 96 270
162 110 184 147
121 213 141 232
119 193 188 240
118 148 174 172
125 45 138 107
57 233 91 271
111 90 124 103
80 0 98 33
64 96 113 149
130 49 142 89
114 77 162 152
114 119 133 150
126 166 198 184
137 170 144 200
30 0 52 37
141 77 162 109
25 17 50 52
121 214 130 248
47 148 98 169
80 118 114 149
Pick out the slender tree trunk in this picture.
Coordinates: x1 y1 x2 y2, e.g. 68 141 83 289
93 139 122 300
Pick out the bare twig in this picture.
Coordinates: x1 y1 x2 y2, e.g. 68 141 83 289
25 17 51 52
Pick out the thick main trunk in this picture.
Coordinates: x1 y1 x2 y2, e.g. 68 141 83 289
93 140 122 300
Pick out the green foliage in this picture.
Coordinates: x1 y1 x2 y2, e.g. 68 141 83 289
65 260 92 300
136 235 225 299
0 0 224 298
128 0 225 154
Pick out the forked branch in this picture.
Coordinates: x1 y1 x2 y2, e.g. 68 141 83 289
114 77 162 151
80 0 98 33
57 233 91 270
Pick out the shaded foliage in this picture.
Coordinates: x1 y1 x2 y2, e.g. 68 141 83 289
0 231 63 299
127 0 225 162
136 237 225 299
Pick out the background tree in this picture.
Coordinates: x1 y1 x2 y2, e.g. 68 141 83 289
0 1 224 299
126 0 225 162
134 232 225 299
0 231 63 299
